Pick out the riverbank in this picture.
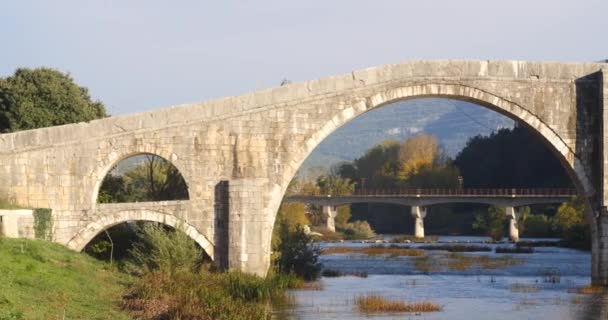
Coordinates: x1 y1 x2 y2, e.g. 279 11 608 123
0 238 132 319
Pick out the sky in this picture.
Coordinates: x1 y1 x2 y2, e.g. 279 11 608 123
1 1 607 115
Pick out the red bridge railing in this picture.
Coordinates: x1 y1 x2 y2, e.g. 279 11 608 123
289 188 577 197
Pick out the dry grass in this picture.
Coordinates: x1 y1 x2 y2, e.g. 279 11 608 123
510 283 540 293
448 254 523 270
322 246 427 257
412 254 524 273
404 279 429 286
418 244 492 252
391 235 439 243
297 281 324 291
355 293 442 313
569 285 606 295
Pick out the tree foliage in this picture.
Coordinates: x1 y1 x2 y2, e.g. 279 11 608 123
454 126 572 188
127 223 203 276
472 206 506 241
273 224 321 281
277 202 310 230
0 68 107 132
98 154 189 203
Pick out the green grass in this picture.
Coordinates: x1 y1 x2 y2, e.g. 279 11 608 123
0 238 132 320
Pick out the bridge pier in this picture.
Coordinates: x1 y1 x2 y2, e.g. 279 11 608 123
227 179 273 277
322 205 338 232
411 206 427 238
505 206 520 242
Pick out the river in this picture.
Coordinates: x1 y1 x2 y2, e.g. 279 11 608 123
273 236 607 320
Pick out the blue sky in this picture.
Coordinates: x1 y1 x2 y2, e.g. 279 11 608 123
1 1 606 115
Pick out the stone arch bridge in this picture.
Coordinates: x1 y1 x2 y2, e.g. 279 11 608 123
0 60 607 284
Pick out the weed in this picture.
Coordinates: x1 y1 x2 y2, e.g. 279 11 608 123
355 293 442 313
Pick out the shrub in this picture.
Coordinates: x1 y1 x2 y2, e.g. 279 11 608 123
339 221 375 240
124 270 278 320
274 224 322 281
126 223 203 276
523 214 552 238
472 206 505 241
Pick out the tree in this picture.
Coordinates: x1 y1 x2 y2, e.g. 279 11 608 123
553 196 586 233
454 126 572 188
277 202 310 230
398 134 440 180
316 174 355 196
334 205 351 227
552 196 590 249
274 224 322 281
472 206 506 241
0 68 107 132
98 154 189 203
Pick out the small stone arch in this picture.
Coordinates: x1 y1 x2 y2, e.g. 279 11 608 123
66 209 214 260
90 148 191 208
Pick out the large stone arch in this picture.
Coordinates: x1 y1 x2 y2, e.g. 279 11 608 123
267 83 592 247
89 147 192 208
278 83 589 197
66 209 214 260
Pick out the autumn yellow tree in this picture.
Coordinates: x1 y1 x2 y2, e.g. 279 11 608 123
398 134 440 180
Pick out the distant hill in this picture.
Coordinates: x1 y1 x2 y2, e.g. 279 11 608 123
298 98 514 178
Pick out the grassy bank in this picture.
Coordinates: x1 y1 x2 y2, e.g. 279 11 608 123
0 238 132 320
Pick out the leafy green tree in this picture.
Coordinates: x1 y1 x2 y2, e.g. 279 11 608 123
273 224 321 281
553 196 586 233
552 196 590 249
334 205 351 227
127 223 203 276
454 126 572 188
523 214 552 237
0 68 107 132
316 174 355 195
98 154 188 203
277 202 310 230
473 206 506 241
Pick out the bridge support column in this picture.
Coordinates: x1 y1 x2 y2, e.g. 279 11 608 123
322 205 338 232
411 206 426 239
593 68 608 286
227 179 273 277
505 206 520 242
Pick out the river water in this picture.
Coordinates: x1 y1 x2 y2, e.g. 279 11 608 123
273 236 608 320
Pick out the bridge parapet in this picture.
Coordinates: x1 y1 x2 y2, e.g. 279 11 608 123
285 188 577 207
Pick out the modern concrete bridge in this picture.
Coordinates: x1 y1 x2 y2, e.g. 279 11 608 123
285 188 577 241
0 60 607 284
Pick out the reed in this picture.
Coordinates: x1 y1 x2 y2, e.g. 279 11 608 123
510 283 540 293
569 285 606 295
355 293 442 313
322 246 427 257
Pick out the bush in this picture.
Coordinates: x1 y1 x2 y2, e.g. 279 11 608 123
522 214 552 238
339 221 376 240
274 224 322 281
127 223 203 276
334 205 351 227
472 206 505 241
124 270 279 320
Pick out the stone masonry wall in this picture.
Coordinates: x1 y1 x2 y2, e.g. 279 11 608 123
0 60 605 275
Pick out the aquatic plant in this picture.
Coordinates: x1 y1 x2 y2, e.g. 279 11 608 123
322 246 427 257
355 293 442 313
495 246 534 254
